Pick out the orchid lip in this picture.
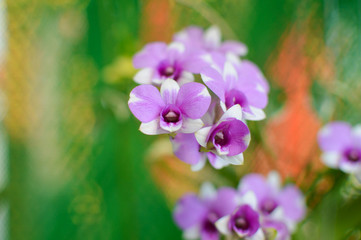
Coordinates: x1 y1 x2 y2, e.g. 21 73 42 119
161 105 182 124
157 60 182 80
235 217 249 230
260 198 278 214
228 205 260 237
344 147 361 163
202 212 219 234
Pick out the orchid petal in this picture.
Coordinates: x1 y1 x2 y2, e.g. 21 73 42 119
219 105 243 122
133 42 167 68
128 85 164 122
195 126 212 147
160 78 180 104
204 26 221 49
215 215 231 235
176 82 211 119
181 118 204 133
139 119 167 135
200 67 226 102
318 122 353 152
133 68 154 84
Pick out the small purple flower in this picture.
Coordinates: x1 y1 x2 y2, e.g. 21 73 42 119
174 26 248 56
173 183 239 240
201 60 269 121
128 79 211 135
215 192 264 239
195 105 251 165
238 172 305 233
133 42 206 86
318 122 361 174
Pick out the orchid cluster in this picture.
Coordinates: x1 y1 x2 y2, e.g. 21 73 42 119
173 172 305 240
128 26 269 170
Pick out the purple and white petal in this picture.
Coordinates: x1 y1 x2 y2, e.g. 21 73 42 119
167 42 186 63
207 153 229 169
183 225 200 240
352 125 361 147
200 67 227 102
321 152 341 168
172 133 204 165
242 88 268 109
215 215 231 236
161 78 180 104
177 71 195 86
139 119 168 135
133 68 154 84
238 174 272 204
249 228 265 240
191 156 207 171
128 85 164 122
219 104 243 122
176 82 211 119
222 62 238 86
219 152 244 165
238 60 269 93
220 41 248 56
267 171 281 191
339 161 361 174
174 194 208 229
195 126 213 147
212 187 239 216
318 122 353 152
278 185 305 222
240 191 258 210
181 118 204 133
243 107 266 121
204 26 221 49
133 42 167 68
199 182 217 200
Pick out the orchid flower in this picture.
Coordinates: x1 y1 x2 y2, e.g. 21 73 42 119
318 122 361 174
128 79 211 135
215 192 265 240
195 105 251 166
133 42 206 86
201 60 268 121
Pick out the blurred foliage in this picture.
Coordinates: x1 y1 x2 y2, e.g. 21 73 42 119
3 0 361 239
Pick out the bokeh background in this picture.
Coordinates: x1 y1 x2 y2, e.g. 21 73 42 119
1 0 361 239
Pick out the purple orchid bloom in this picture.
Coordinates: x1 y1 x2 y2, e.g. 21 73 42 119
128 79 211 135
133 42 206 86
318 122 361 174
174 26 248 57
201 60 269 121
173 183 239 240
238 172 306 234
195 105 251 166
171 101 231 171
215 192 264 239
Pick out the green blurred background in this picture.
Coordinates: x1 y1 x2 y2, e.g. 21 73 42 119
2 0 361 239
